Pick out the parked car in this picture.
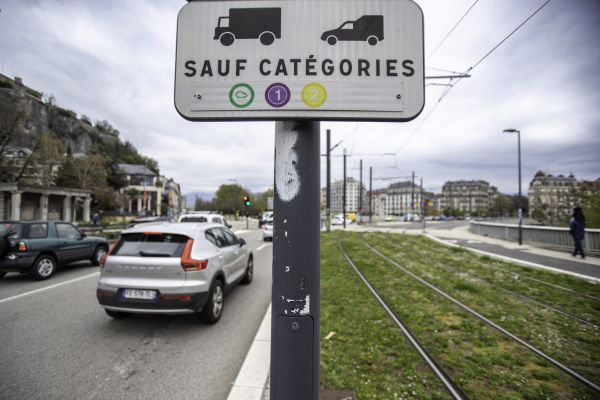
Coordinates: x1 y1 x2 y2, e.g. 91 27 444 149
0 221 108 280
262 222 273 241
177 213 231 228
96 222 253 323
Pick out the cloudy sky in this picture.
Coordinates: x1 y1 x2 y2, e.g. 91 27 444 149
1 0 599 198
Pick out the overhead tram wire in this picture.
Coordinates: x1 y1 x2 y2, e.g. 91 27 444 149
426 0 481 63
394 0 553 156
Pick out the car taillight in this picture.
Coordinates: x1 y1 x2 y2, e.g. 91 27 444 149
180 239 208 271
100 243 117 268
18 241 27 252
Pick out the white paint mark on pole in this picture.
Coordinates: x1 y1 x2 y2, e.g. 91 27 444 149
275 126 300 202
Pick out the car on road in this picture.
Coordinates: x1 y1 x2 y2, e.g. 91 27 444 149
0 220 108 280
177 212 232 228
127 216 173 228
262 222 273 241
96 222 253 323
259 211 273 227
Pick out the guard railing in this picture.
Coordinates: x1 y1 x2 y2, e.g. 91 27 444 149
469 221 600 257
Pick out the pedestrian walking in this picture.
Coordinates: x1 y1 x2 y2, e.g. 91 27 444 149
569 207 585 258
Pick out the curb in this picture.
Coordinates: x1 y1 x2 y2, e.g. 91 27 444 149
424 234 600 283
227 305 271 400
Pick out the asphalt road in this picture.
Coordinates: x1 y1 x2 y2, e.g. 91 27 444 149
0 228 272 400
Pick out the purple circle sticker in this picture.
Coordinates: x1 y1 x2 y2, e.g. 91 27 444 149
265 83 291 108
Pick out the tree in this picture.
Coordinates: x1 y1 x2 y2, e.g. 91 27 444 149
582 190 600 229
0 96 27 181
492 194 513 218
25 131 65 186
213 184 248 214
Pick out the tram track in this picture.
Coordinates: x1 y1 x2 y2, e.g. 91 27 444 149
372 236 600 329
359 240 600 394
338 242 469 400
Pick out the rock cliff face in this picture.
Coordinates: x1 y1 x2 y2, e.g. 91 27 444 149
0 74 119 154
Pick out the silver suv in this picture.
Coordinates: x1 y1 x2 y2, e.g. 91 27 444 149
96 223 253 323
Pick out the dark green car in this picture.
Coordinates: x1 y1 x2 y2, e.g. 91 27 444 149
0 221 109 280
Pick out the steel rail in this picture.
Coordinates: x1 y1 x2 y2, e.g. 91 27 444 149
378 237 599 329
364 241 600 393
338 242 469 400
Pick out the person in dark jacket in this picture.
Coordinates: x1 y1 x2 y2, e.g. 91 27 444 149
569 207 585 258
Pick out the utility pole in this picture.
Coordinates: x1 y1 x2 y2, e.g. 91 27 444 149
411 171 415 215
272 121 320 400
342 148 347 229
421 177 425 231
359 159 363 224
369 166 373 224
326 129 331 233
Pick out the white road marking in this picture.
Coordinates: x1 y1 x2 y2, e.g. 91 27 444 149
256 244 272 252
234 230 250 235
0 272 100 304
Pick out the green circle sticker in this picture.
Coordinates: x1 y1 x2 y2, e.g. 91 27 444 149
301 83 327 108
229 83 255 108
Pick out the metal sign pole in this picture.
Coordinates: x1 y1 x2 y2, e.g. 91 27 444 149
271 121 320 400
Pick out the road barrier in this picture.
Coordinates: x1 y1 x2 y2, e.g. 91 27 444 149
469 221 600 257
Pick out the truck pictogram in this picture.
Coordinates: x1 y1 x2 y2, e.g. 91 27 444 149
321 15 384 46
214 8 282 46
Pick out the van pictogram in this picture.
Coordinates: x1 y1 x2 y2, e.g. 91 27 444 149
321 15 384 46
214 8 282 46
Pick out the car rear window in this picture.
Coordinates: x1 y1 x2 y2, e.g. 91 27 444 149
0 223 22 239
112 233 189 257
180 216 207 223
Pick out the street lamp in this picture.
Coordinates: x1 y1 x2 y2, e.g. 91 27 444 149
503 128 523 245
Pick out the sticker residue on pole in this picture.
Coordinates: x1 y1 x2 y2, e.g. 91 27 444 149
275 128 300 202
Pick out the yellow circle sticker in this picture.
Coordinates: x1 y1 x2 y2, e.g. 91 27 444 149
301 83 327 108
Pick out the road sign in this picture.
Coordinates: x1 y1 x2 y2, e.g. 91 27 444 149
175 0 424 122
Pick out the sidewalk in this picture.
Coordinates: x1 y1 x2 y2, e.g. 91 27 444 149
424 225 600 281
227 224 599 400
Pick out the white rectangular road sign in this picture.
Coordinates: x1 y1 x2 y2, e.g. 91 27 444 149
175 0 424 121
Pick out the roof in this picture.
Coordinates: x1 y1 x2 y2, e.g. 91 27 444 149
117 163 156 176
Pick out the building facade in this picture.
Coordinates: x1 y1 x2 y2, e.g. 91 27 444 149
528 171 579 222
321 177 366 214
370 181 422 217
439 180 497 215
0 183 92 222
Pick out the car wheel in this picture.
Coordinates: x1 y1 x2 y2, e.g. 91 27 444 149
241 257 253 285
31 254 57 280
367 35 378 46
259 31 275 45
327 35 338 45
91 245 108 266
219 33 235 46
105 309 132 319
201 279 224 324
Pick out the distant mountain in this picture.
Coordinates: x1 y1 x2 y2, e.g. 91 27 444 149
185 192 214 206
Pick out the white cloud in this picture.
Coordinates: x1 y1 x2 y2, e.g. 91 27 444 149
0 0 598 198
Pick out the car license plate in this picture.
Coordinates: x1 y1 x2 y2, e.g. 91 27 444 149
123 289 157 300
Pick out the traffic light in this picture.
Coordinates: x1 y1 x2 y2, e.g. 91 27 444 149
243 195 251 207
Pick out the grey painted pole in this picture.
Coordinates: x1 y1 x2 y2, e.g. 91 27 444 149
421 177 426 231
271 121 320 400
517 130 523 246
369 166 373 224
411 170 415 214
359 159 363 224
343 148 347 229
326 129 331 233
